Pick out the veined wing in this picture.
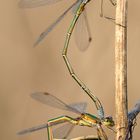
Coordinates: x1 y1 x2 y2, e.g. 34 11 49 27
53 122 74 139
33 1 78 47
17 100 87 136
71 0 82 14
53 102 87 139
31 92 84 115
74 9 92 51
18 0 63 8
69 102 87 113
17 120 70 135
17 122 74 136
17 124 48 135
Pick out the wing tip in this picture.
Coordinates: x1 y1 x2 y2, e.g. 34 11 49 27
16 130 28 135
33 40 40 48
89 37 92 42
44 92 49 95
31 92 49 98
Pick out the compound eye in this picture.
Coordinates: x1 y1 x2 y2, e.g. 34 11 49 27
106 116 113 121
105 119 109 122
107 116 112 119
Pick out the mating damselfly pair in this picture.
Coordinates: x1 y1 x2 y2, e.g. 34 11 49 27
18 0 116 139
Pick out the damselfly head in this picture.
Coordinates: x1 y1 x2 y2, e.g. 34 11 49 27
102 116 115 127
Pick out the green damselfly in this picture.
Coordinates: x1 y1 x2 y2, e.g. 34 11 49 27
17 92 115 140
19 0 116 121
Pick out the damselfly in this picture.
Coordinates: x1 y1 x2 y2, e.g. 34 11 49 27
19 0 116 121
17 92 115 140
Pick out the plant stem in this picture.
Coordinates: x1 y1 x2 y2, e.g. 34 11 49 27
115 0 128 139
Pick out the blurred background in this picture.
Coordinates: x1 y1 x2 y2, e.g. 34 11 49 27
0 0 140 140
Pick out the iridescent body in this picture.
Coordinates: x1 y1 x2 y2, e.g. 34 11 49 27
17 92 115 140
18 0 116 139
62 0 105 119
19 0 116 119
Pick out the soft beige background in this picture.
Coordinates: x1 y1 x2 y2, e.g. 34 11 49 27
0 0 140 140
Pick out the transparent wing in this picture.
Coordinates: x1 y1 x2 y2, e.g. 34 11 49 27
53 102 87 139
31 92 83 114
17 120 70 135
71 0 82 14
69 102 87 113
17 100 87 136
33 1 78 46
74 9 92 51
18 0 63 8
17 124 48 135
53 122 74 139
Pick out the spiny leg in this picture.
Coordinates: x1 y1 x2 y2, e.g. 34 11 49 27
100 0 125 27
100 0 116 19
47 115 78 140
62 1 104 119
